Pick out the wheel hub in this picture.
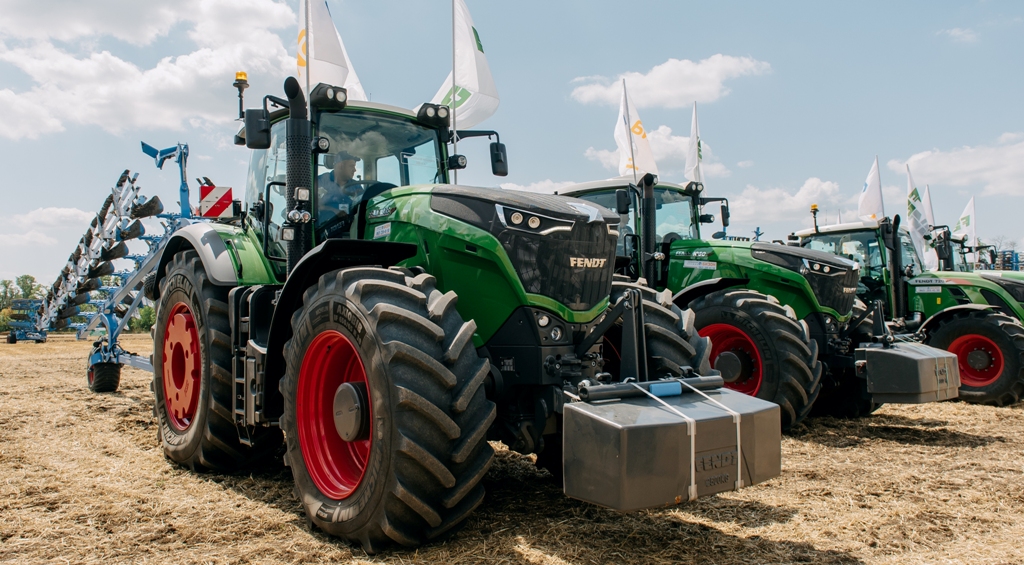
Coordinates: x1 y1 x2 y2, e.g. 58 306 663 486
947 333 1004 388
699 323 763 396
163 302 201 431
966 350 991 371
715 351 744 383
333 382 368 442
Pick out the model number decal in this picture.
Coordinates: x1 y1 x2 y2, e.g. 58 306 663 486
916 286 943 294
683 260 717 270
368 204 396 219
910 278 946 285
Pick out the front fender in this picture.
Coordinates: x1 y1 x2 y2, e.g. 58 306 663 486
918 303 996 336
673 277 747 309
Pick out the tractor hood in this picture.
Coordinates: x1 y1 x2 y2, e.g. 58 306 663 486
747 242 861 316
429 185 620 312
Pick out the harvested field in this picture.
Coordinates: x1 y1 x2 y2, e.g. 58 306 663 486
2 335 1023 565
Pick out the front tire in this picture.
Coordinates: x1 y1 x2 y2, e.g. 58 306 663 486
926 310 1024 406
153 250 282 472
88 361 121 393
690 289 823 431
6 332 16 344
281 267 495 552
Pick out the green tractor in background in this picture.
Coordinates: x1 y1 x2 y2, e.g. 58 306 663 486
566 175 959 428
142 78 782 552
796 218 1024 406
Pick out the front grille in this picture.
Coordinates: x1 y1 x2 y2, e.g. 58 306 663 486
806 268 859 315
500 221 617 311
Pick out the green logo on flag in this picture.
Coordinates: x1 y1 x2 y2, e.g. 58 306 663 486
440 86 472 109
909 188 921 202
472 27 484 52
954 216 970 231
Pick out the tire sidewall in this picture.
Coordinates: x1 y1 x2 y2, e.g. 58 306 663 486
929 316 1022 396
284 291 394 536
153 262 213 462
695 304 782 401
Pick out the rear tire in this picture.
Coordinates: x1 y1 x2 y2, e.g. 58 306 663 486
926 310 1024 406
690 289 823 431
813 299 882 418
88 361 121 393
153 250 282 472
281 267 495 552
6 333 16 344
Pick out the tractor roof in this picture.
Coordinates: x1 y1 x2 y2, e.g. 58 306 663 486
235 100 420 140
793 219 882 237
563 176 686 194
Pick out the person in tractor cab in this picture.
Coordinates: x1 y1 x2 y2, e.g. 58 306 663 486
317 149 364 238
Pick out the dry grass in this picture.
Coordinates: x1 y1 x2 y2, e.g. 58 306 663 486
2 335 1023 565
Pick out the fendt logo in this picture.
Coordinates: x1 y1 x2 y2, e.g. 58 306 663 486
570 257 607 268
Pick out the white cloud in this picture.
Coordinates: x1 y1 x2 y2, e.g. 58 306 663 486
0 0 295 140
998 132 1023 144
0 0 195 45
499 180 576 194
887 135 1024 196
11 207 93 229
0 229 58 247
570 55 771 109
730 178 843 224
584 124 730 178
939 28 978 43
736 160 754 168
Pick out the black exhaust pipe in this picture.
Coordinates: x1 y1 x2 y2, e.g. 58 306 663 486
639 173 657 285
283 77 312 274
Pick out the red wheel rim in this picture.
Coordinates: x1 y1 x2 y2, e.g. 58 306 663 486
948 334 1004 388
297 330 372 500
162 302 202 431
699 323 764 395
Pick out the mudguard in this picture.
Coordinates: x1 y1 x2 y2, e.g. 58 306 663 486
155 222 238 290
672 277 747 310
918 303 995 336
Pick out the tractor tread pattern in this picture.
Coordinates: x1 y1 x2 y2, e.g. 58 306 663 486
691 289 823 431
280 267 495 552
88 362 121 393
928 309 1024 406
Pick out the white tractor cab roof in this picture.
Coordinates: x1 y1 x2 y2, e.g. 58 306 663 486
563 175 672 194
236 99 420 140
793 218 882 238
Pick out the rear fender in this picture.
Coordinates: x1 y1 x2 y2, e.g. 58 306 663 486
154 223 238 293
673 277 747 309
260 239 417 419
918 303 996 336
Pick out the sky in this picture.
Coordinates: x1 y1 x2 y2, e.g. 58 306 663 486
1 0 1023 282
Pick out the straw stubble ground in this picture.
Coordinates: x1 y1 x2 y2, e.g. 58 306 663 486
1 335 1022 565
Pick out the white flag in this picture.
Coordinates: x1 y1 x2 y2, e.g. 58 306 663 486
614 81 659 179
922 185 936 227
685 102 703 183
953 196 977 247
297 0 367 101
858 156 885 221
837 210 843 224
430 0 499 129
906 165 937 270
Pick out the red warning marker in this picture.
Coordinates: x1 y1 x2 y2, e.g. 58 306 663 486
200 184 233 218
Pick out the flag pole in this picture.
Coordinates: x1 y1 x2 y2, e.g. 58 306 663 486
304 0 312 99
694 102 702 184
622 79 638 184
451 0 458 184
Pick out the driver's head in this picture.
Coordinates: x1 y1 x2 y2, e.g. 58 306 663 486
333 150 359 183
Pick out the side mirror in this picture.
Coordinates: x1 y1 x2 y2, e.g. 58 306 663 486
490 142 508 176
699 214 715 224
615 189 631 215
712 231 726 240
720 203 731 228
989 250 997 264
244 109 271 149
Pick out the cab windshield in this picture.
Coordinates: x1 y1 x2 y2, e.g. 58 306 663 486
951 240 971 272
575 187 696 256
314 111 445 238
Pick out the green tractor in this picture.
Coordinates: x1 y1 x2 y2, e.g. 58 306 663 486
565 175 959 428
796 218 1024 406
144 78 782 551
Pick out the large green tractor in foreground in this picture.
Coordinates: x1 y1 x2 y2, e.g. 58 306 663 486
566 176 958 428
144 78 781 551
796 218 1024 406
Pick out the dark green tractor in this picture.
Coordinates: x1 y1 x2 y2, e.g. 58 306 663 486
797 217 1024 406
566 175 959 428
145 78 781 551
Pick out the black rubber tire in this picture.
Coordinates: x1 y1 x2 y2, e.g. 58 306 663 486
538 282 716 477
5 333 15 344
690 289 823 431
153 250 282 472
88 362 121 393
812 299 882 418
281 267 496 553
926 310 1024 406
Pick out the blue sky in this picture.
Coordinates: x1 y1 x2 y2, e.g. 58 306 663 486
1 0 1023 281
